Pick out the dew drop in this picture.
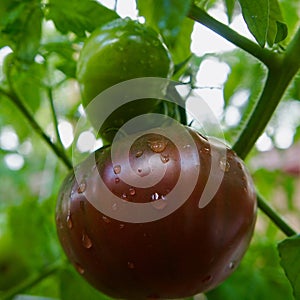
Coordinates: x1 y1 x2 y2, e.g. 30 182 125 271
160 153 169 163
229 261 235 269
119 224 125 229
112 203 118 211
66 214 73 229
219 157 230 172
77 180 86 193
115 177 120 184
151 194 167 210
151 192 160 201
202 275 212 283
113 165 121 174
128 261 135 269
82 232 93 249
75 263 85 275
183 144 191 149
135 150 143 158
147 138 168 153
129 187 136 196
102 216 111 223
79 200 85 212
121 193 127 199
137 167 151 177
202 147 210 154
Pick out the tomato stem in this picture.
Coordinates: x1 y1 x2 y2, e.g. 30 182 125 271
257 194 297 237
188 4 277 67
233 27 300 158
0 88 73 170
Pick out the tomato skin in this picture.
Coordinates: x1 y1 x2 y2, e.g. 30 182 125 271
56 126 257 299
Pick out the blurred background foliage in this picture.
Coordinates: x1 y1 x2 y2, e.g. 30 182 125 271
0 0 299 299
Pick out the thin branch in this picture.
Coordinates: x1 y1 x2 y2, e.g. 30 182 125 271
257 194 297 237
47 87 65 150
0 260 63 300
0 88 72 170
188 4 278 68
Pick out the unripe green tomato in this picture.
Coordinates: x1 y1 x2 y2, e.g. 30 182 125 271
76 18 173 143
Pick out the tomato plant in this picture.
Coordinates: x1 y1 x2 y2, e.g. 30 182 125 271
0 0 300 300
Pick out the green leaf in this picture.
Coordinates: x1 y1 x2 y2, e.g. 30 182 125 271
169 18 194 64
46 0 119 37
136 0 193 63
0 1 42 62
59 266 110 300
238 0 269 47
278 235 300 299
15 6 42 62
267 0 288 46
224 0 236 23
41 41 77 78
238 0 288 47
9 59 47 113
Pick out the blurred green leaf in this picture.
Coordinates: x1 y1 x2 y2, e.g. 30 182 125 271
59 266 110 300
15 7 42 62
0 1 42 62
136 0 193 63
9 59 47 112
278 235 300 299
46 0 119 37
207 233 293 300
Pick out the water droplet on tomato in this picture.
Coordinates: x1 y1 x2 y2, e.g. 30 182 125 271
79 200 85 212
151 192 160 201
151 194 167 210
77 180 86 193
160 153 169 163
135 150 143 158
229 261 235 269
219 157 230 172
66 214 73 229
113 165 121 174
121 192 127 199
202 147 210 154
82 232 93 249
128 261 135 269
137 167 151 177
202 275 212 283
119 224 125 229
75 263 85 274
112 203 118 211
147 138 167 153
115 177 120 184
129 187 136 196
102 216 111 223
